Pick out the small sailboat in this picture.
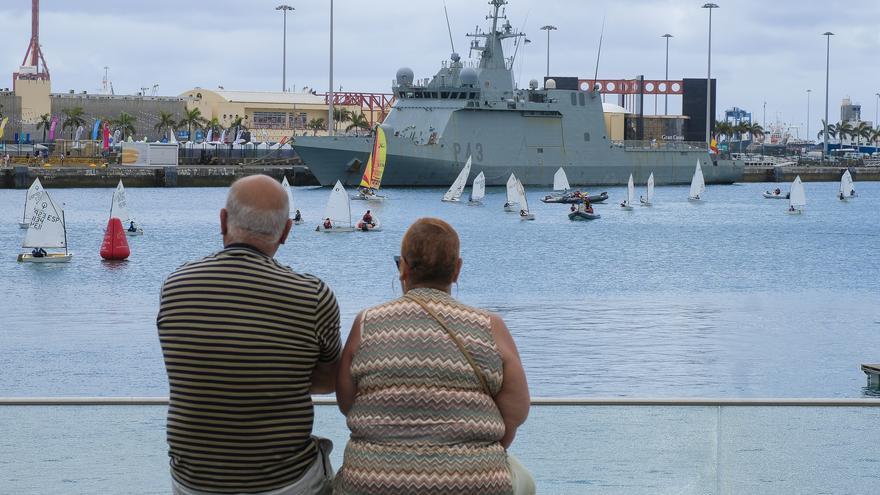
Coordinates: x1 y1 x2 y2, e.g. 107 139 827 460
551 167 570 196
111 180 143 236
516 179 535 221
353 127 388 201
688 160 706 202
468 172 486 206
442 156 472 202
19 178 44 228
787 175 806 215
640 172 655 206
504 173 519 212
838 170 856 201
316 180 355 232
281 176 303 225
620 174 635 210
18 190 72 263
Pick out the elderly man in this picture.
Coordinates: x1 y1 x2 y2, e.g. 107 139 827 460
158 175 341 495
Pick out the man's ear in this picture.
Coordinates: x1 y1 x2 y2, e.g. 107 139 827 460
451 257 463 284
278 219 293 245
220 208 228 236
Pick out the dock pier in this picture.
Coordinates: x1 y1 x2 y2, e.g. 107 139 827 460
862 364 880 388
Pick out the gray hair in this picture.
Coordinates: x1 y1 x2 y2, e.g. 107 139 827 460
225 186 289 241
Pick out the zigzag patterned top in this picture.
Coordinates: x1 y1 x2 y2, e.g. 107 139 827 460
336 288 512 495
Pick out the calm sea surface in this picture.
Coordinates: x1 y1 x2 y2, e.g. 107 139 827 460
1 181 879 398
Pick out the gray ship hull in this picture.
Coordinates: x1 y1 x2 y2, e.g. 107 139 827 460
293 135 744 187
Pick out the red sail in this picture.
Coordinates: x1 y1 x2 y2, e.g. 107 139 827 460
100 217 130 260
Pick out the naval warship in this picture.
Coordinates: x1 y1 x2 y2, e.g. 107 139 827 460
293 0 744 187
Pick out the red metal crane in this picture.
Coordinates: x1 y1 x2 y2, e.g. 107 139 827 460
14 0 50 87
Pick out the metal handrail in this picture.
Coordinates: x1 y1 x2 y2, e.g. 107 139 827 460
1 397 877 407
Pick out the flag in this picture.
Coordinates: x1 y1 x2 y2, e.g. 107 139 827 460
0 117 8 140
49 116 58 141
710 138 718 154
92 120 102 140
103 122 110 150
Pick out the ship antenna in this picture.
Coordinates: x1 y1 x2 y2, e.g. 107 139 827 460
443 1 456 54
592 15 606 90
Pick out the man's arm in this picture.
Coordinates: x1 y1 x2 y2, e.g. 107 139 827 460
311 282 342 394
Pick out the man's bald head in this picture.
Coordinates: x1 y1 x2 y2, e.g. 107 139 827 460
222 175 291 254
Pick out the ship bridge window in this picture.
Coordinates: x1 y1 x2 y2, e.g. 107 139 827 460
537 148 544 154
584 132 591 142
571 93 577 106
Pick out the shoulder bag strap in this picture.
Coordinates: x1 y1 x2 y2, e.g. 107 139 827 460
403 294 492 396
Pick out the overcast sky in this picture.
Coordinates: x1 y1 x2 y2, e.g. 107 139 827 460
2 0 878 137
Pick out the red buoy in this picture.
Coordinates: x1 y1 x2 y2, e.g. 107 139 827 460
100 217 130 260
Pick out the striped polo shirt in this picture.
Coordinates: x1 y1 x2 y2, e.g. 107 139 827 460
157 244 341 493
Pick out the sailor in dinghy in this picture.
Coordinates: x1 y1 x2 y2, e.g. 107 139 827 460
111 180 143 235
18 190 73 263
316 180 355 233
356 209 382 232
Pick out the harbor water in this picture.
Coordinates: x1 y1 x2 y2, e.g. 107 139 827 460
1 182 879 398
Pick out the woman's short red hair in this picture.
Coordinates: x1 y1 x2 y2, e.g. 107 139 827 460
401 218 460 285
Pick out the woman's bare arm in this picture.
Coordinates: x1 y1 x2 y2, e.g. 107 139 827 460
489 313 530 449
335 312 363 416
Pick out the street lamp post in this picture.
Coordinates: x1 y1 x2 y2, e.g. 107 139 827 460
662 34 673 115
875 92 879 129
540 25 557 78
702 3 719 150
806 89 811 144
275 5 294 93
822 32 834 160
762 101 766 156
328 0 334 136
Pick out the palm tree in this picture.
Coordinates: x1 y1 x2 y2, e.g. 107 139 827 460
818 120 837 142
747 122 764 143
345 112 371 135
306 118 326 136
836 121 853 145
854 121 872 149
873 127 880 148
154 111 177 140
61 107 87 139
205 117 223 140
714 121 733 143
112 112 137 140
178 108 207 141
333 108 352 132
36 113 52 143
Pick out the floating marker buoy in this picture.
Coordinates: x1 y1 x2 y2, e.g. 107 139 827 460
100 217 130 260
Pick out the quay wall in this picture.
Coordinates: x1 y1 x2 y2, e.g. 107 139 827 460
1 165 318 189
741 166 880 183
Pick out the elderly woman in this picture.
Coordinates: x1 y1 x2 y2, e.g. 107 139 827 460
335 218 533 495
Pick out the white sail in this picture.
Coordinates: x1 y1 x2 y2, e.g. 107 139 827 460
281 176 295 212
22 191 67 249
323 180 352 228
553 167 571 192
506 173 519 205
443 156 471 201
789 176 806 208
110 180 133 225
470 172 486 202
839 170 855 197
689 160 705 199
626 174 635 205
22 178 44 224
516 179 530 213
646 173 655 203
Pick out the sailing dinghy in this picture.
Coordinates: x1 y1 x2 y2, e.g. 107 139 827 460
838 170 856 201
504 173 519 212
353 127 387 201
18 190 72 263
620 174 635 210
688 160 706 202
787 175 806 215
281 176 303 224
468 172 486 206
640 172 655 206
111 180 143 235
19 178 44 228
316 180 355 232
516 179 535 221
548 167 571 198
442 157 471 202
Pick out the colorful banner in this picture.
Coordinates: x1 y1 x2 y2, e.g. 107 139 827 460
0 117 8 140
48 116 58 141
103 122 110 150
91 119 102 140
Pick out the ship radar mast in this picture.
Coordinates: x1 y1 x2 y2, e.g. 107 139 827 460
467 0 525 70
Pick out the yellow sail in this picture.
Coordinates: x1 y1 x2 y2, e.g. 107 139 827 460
370 127 387 190
359 129 380 188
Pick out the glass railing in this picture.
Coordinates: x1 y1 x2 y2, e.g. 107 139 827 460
2 398 878 494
